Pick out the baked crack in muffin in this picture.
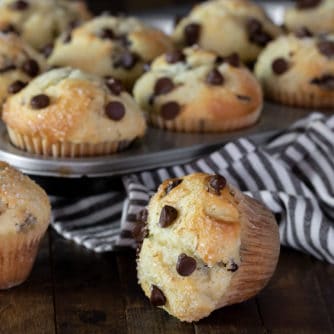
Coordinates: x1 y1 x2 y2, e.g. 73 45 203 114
0 162 51 289
255 34 334 108
2 67 147 157
136 173 280 322
133 47 263 132
47 15 173 88
173 0 281 64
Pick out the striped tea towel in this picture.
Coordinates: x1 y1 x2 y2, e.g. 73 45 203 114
51 113 334 263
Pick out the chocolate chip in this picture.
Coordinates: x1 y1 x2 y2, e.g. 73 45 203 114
236 94 251 102
247 18 272 47
225 53 240 67
295 27 313 38
317 40 334 58
296 0 322 9
272 58 289 75
148 95 155 106
68 20 80 30
22 59 39 77
30 94 50 109
176 254 197 276
206 69 224 85
105 101 126 121
63 32 72 43
184 23 201 46
310 74 334 90
10 0 29 10
114 52 139 70
116 35 132 48
100 28 115 39
154 77 175 96
136 208 148 224
227 260 239 272
159 205 178 228
8 80 27 94
0 64 16 73
165 50 186 64
208 174 227 195
41 43 53 58
105 77 124 95
165 179 183 195
247 18 262 35
15 213 37 233
150 285 166 307
160 101 181 120
1 24 18 35
132 222 148 243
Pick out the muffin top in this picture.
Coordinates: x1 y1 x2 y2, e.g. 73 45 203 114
284 0 334 35
0 161 51 236
133 47 263 132
0 32 46 107
2 67 147 143
255 34 334 100
0 0 91 49
173 0 281 63
47 15 174 88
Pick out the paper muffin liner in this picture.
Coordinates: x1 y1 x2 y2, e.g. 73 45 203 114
0 234 42 289
148 107 262 133
265 86 334 109
7 127 132 158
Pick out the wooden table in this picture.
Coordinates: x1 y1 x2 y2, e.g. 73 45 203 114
0 230 333 334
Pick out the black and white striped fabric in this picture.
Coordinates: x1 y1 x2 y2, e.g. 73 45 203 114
51 113 334 263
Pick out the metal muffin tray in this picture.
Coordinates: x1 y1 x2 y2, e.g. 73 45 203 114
0 1 318 178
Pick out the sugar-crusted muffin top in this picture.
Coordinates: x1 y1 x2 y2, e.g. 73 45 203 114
2 67 147 143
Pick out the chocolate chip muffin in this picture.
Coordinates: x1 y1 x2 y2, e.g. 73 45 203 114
133 47 263 132
47 15 174 89
0 161 51 289
0 32 46 110
0 0 91 50
255 34 334 108
284 0 334 35
136 173 280 322
173 0 282 64
2 67 147 157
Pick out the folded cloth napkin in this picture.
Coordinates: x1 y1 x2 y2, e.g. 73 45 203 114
51 113 334 263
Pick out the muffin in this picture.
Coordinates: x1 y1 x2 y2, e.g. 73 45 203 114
0 162 51 289
47 15 174 88
0 32 46 109
0 0 92 50
173 0 282 64
2 67 147 157
255 34 334 108
133 47 263 132
284 0 334 35
136 173 280 322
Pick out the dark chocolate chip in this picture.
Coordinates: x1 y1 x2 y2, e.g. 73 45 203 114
215 56 224 65
10 0 29 10
22 59 39 77
154 77 175 96
100 28 115 39
114 51 139 70
165 50 186 64
225 53 240 67
41 43 54 58
236 94 251 102
176 253 197 276
317 40 334 58
159 205 178 228
165 179 183 195
184 23 201 46
296 0 322 9
105 101 126 121
208 174 227 195
8 80 27 94
272 58 289 75
0 64 16 73
160 101 181 120
68 20 80 30
132 222 148 243
148 95 155 106
247 18 262 35
310 74 334 90
105 77 124 95
30 94 50 109
1 24 18 35
295 27 313 38
206 69 224 85
227 260 239 272
247 18 272 47
136 208 148 224
63 32 72 43
150 285 166 306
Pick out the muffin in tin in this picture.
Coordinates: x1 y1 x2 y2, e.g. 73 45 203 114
0 0 92 50
2 67 147 157
173 0 282 64
133 47 263 132
284 0 334 35
0 161 51 289
0 32 46 109
255 34 334 108
47 15 174 88
136 173 280 322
